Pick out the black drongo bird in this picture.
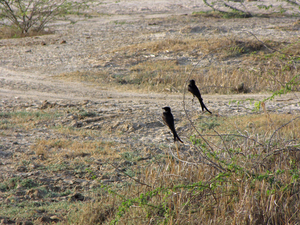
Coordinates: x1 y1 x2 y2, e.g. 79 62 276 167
188 79 212 114
162 107 183 143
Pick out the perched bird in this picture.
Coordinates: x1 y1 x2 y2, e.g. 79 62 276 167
162 107 183 143
188 79 212 114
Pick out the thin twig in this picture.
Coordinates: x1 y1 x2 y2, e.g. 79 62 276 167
261 146 300 163
201 133 264 147
195 145 225 171
243 31 283 54
106 161 152 188
267 116 300 152
167 146 199 167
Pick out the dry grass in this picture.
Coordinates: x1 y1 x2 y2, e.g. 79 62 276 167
1 96 299 224
129 60 187 91
55 38 300 94
71 155 300 224
114 36 283 59
0 110 61 130
32 138 120 162
192 10 251 19
0 25 53 39
115 38 206 54
204 113 300 138
67 113 300 224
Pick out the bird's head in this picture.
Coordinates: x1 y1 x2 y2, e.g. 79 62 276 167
189 79 195 85
162 107 171 112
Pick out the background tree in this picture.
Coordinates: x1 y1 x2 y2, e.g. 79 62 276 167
0 0 93 34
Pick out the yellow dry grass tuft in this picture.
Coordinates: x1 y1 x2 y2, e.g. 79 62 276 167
225 113 300 137
129 60 186 91
115 38 203 54
32 138 121 163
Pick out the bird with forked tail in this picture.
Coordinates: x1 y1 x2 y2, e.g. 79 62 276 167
162 106 183 143
188 79 212 114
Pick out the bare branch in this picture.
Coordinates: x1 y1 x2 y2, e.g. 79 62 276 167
202 133 264 147
167 146 200 168
261 145 300 163
1 0 21 28
243 31 282 54
223 2 252 17
267 116 300 152
106 161 152 188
